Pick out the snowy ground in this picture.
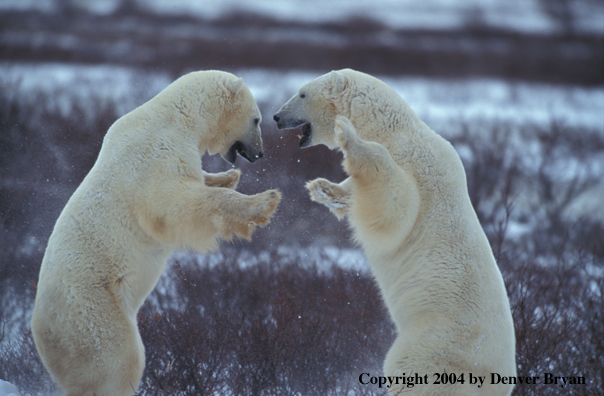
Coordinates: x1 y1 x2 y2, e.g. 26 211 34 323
0 380 21 396
2 75 602 396
2 61 602 237
1 0 602 387
0 0 601 394
234 68 604 133
2 62 602 134
2 59 602 306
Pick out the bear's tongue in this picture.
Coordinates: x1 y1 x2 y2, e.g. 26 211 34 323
299 123 312 148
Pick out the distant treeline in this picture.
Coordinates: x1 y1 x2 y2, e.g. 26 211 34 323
1 9 603 85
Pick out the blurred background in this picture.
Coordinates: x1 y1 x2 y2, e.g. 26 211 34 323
1 0 603 395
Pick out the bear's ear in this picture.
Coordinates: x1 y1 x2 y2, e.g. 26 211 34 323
328 71 347 94
228 78 244 95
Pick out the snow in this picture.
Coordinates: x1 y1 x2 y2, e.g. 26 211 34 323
0 2 601 394
234 69 604 134
1 62 601 230
0 380 21 396
0 62 172 122
0 0 54 13
2 62 601 157
138 0 563 34
170 245 370 273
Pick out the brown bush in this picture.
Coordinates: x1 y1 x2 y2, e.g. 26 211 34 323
134 252 394 396
1 58 602 395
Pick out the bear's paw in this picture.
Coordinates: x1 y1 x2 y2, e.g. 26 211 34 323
306 178 351 219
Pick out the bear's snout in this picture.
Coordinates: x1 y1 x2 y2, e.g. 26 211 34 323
226 140 263 164
273 112 307 131
273 113 287 129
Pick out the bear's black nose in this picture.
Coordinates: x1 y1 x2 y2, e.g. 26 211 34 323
257 152 264 159
273 114 280 122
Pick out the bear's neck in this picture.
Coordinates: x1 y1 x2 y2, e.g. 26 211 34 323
344 97 432 159
144 95 215 152
344 93 464 196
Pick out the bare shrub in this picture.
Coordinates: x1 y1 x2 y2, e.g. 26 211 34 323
450 119 603 395
1 68 602 394
0 79 118 297
134 252 394 396
0 328 55 395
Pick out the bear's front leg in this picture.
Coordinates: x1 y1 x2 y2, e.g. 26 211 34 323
203 169 241 189
140 182 281 251
237 189 281 233
334 115 390 179
305 177 351 219
207 188 282 241
332 115 421 244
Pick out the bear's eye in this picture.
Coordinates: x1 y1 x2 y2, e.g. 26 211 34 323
254 117 260 126
300 93 306 99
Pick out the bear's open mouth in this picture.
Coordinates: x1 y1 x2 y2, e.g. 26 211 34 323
299 122 312 148
274 117 312 148
226 141 256 164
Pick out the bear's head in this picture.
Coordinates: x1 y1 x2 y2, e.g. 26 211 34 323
273 70 350 149
214 76 264 164
161 71 264 164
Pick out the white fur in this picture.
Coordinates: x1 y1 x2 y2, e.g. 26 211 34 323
31 70 281 396
277 69 516 395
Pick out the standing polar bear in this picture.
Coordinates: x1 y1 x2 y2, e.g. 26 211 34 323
274 69 516 395
31 70 281 396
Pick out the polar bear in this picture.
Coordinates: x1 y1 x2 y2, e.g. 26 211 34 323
31 70 281 396
274 69 516 395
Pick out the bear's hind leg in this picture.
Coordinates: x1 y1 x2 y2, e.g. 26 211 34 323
95 319 145 396
384 335 494 396
47 313 144 396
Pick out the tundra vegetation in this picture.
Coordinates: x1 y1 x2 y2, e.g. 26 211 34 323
1 1 602 395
